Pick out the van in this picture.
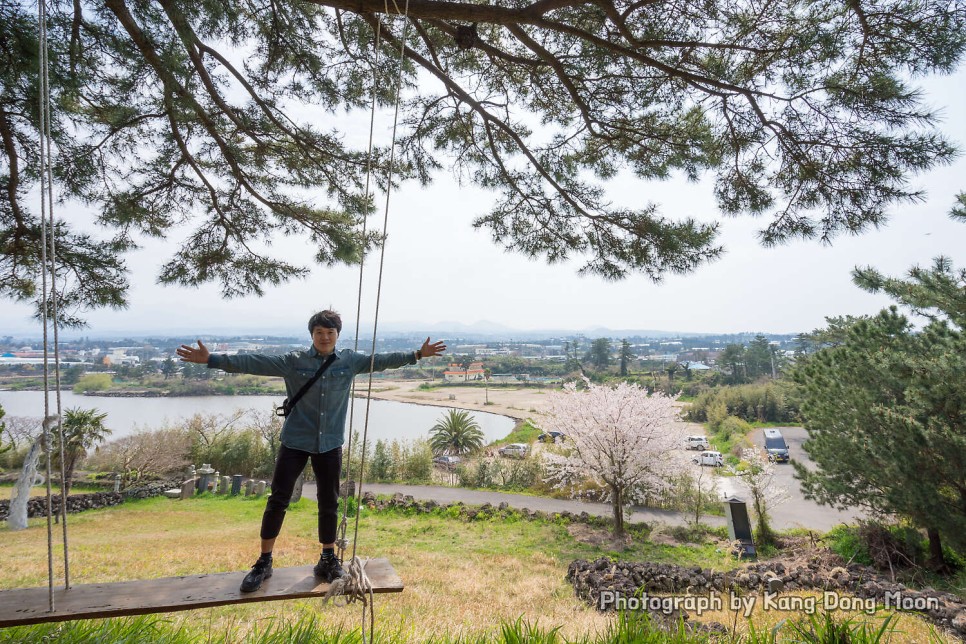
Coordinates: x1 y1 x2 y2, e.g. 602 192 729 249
693 450 723 467
684 435 710 450
763 429 790 462
498 443 529 459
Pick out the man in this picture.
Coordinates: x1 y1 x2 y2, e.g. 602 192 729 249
177 310 445 592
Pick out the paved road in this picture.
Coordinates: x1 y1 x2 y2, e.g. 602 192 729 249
307 481 723 527
300 427 864 533
716 426 864 532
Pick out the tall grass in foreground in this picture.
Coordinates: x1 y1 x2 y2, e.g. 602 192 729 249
0 610 943 643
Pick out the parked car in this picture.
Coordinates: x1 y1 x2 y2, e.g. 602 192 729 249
683 435 710 450
763 429 790 462
498 443 529 458
693 450 723 467
432 455 461 469
537 431 566 443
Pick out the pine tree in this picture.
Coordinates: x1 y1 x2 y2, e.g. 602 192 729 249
3 0 963 319
794 257 966 567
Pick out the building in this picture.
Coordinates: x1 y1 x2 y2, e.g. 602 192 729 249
443 362 486 382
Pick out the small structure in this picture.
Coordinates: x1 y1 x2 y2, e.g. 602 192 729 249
197 464 215 493
723 495 756 558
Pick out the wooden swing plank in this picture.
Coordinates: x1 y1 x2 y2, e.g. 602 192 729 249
0 558 402 628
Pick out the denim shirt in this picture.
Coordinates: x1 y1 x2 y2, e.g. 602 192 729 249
207 347 417 454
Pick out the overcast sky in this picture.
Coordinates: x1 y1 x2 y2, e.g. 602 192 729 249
2 68 964 339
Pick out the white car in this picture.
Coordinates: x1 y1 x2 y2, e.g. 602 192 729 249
498 443 529 458
693 450 723 467
684 435 710 450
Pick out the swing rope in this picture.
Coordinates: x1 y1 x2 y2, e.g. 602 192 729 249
333 1 412 640
337 10 385 560
37 0 72 611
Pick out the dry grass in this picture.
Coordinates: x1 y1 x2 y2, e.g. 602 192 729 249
0 496 610 641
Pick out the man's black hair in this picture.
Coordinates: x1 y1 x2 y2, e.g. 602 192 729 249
308 310 342 334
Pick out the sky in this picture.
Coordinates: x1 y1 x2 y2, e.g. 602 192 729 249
2 67 965 340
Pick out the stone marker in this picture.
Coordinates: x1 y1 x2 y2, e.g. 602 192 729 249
198 463 215 493
113 474 121 493
180 479 195 500
219 476 231 495
255 481 266 497
245 479 255 496
231 474 243 496
339 480 357 497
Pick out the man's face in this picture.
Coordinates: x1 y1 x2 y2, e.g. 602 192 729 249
311 325 339 355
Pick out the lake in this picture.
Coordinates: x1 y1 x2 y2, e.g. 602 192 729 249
0 390 515 445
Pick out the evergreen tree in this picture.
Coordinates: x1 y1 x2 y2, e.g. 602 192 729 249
2 0 963 320
794 257 966 567
744 335 774 380
586 337 611 370
718 344 745 384
619 339 633 377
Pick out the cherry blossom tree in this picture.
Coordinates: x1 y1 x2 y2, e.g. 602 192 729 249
730 447 790 546
543 379 684 536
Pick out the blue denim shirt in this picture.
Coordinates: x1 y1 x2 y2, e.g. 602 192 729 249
207 347 417 454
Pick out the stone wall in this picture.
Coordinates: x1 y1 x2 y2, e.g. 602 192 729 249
0 479 178 521
567 557 966 639
362 491 619 528
123 479 179 499
0 491 123 520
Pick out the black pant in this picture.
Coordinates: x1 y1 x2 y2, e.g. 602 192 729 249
260 444 342 544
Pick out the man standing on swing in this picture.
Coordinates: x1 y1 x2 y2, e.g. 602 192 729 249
177 310 446 592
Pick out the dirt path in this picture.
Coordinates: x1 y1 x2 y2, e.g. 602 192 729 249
358 379 551 424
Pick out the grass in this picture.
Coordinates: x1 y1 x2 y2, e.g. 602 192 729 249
488 420 542 447
0 496 954 642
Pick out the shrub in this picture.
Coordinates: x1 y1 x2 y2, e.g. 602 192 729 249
73 373 112 393
687 382 801 424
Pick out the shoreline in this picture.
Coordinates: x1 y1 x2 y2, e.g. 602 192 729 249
354 379 550 426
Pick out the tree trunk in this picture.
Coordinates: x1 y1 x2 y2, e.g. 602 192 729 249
926 527 947 571
612 485 624 537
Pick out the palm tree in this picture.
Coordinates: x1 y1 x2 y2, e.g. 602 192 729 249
429 409 484 456
54 407 111 496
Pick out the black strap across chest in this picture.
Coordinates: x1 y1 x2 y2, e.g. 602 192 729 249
277 353 337 417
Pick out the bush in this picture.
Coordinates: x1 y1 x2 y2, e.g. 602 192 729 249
360 438 433 484
457 455 544 491
73 373 113 393
687 382 801 424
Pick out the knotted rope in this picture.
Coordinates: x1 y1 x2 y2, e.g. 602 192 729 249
324 556 376 639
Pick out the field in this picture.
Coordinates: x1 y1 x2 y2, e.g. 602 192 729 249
0 494 954 642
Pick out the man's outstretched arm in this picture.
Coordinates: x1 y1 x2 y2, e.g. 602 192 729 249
176 339 289 376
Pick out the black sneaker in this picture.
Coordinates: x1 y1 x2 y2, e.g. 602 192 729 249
313 555 346 583
240 558 273 592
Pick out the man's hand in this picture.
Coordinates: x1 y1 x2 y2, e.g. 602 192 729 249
176 340 211 364
419 337 446 359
